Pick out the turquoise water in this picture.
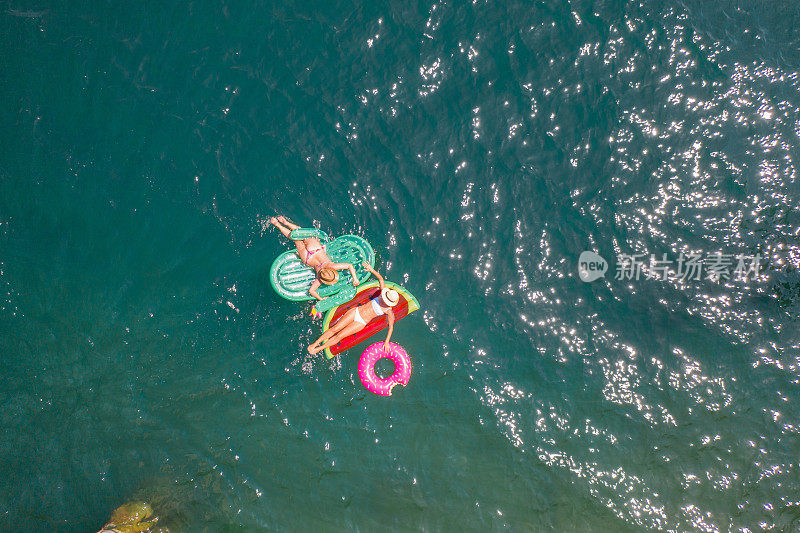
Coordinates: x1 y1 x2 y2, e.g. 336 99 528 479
2 1 800 530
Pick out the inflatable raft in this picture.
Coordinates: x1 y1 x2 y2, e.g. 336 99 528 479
269 229 375 301
322 280 420 359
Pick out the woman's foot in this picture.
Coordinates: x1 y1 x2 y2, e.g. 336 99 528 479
308 344 322 355
270 216 294 238
276 216 303 230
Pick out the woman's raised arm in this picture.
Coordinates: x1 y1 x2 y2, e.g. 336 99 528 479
362 262 385 289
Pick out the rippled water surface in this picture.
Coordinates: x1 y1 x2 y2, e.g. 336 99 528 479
2 1 800 531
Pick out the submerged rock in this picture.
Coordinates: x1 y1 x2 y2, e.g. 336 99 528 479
98 501 166 533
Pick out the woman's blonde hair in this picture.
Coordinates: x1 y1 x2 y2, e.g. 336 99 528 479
319 267 338 285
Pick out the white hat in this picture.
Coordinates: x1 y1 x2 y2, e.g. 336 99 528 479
381 288 400 307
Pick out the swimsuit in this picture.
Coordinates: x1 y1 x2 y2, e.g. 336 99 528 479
370 297 385 317
304 246 324 265
353 298 385 326
303 246 333 274
353 307 367 326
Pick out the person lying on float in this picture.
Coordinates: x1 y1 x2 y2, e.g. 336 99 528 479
307 262 397 354
269 215 359 300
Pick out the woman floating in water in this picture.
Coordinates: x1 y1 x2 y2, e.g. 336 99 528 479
269 216 359 300
308 262 398 354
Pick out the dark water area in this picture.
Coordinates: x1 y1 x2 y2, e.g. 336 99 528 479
2 1 800 531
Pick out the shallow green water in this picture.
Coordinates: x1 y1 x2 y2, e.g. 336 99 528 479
2 1 800 531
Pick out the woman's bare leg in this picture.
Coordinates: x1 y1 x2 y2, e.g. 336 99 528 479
309 322 364 354
311 311 353 344
277 216 301 230
270 217 317 263
270 218 312 262
269 217 293 238
310 323 343 348
294 240 308 261
308 310 358 353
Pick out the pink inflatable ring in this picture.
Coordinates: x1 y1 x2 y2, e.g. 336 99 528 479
358 342 412 396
